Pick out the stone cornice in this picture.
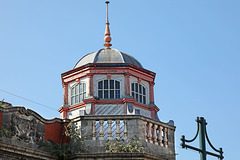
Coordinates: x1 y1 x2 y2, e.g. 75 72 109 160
0 106 70 124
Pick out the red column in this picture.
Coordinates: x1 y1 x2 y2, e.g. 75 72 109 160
149 82 155 104
87 74 93 96
151 109 155 120
63 82 68 105
92 103 95 115
124 73 130 96
124 103 127 114
63 107 69 119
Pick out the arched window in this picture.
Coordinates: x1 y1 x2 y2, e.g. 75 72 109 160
71 83 86 105
98 80 120 99
131 83 146 104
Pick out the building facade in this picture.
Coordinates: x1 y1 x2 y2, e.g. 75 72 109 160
0 2 175 160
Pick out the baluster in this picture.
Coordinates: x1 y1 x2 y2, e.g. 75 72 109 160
116 120 120 140
153 124 158 145
124 120 127 140
107 120 112 140
92 120 96 140
164 127 168 148
99 120 104 140
148 122 153 143
159 126 163 146
145 121 148 142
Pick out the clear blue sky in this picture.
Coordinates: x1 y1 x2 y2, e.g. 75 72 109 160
0 0 239 159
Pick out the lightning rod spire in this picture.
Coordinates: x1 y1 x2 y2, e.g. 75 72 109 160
104 1 112 49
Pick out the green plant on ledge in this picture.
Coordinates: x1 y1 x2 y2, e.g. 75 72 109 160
0 127 11 137
64 121 89 153
38 121 89 160
38 140 70 160
0 127 19 141
105 137 145 153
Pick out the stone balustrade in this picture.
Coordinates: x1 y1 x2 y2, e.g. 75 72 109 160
71 115 175 159
145 121 170 147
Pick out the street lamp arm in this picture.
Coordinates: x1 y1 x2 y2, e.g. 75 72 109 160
205 125 224 159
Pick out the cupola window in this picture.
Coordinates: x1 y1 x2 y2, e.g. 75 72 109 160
98 80 120 99
70 83 86 105
131 83 146 104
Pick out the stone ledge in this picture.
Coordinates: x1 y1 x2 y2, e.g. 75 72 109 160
0 142 57 160
69 152 168 160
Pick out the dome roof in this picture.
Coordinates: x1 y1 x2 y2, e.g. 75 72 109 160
74 49 143 69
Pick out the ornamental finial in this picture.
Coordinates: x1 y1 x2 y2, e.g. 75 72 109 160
104 1 112 49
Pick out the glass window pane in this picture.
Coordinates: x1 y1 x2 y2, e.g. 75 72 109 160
80 94 83 102
115 90 120 99
115 81 120 89
140 95 142 103
132 92 134 98
75 95 79 103
80 83 83 92
136 93 139 102
143 87 146 95
71 88 74 96
71 97 75 105
131 83 134 91
110 90 114 98
98 81 103 89
135 83 138 92
143 96 146 104
104 90 108 98
76 84 79 94
104 80 108 89
83 93 86 99
139 85 142 94
83 83 86 92
98 90 103 98
110 80 114 89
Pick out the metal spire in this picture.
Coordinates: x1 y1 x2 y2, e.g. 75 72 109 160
104 1 112 49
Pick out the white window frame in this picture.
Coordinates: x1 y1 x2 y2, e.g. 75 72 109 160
131 83 147 104
97 79 121 99
70 83 86 105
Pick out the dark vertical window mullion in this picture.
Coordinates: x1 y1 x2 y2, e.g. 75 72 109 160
114 80 115 98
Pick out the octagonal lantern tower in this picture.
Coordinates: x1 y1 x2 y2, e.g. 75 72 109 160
58 2 160 121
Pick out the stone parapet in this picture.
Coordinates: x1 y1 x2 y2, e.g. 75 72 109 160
0 106 70 159
72 115 176 160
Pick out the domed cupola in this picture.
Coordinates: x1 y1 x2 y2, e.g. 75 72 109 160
59 1 159 121
74 49 143 69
